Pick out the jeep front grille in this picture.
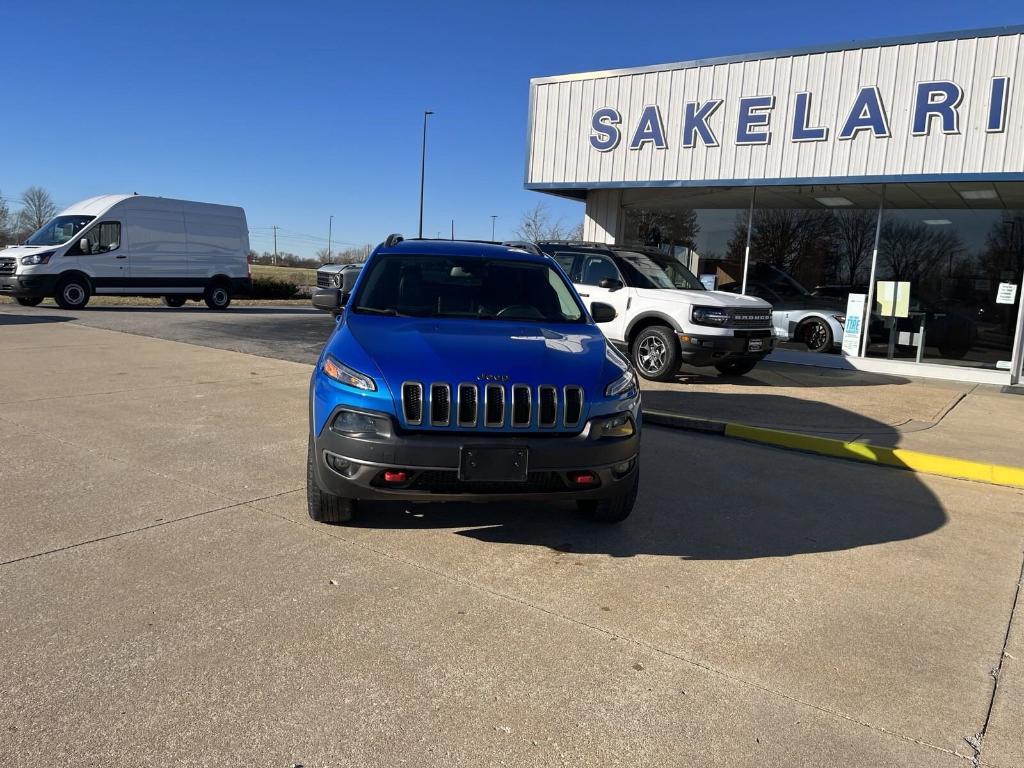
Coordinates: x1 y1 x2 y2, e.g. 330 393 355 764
400 382 585 432
484 384 505 427
430 383 451 425
457 383 478 426
402 382 423 425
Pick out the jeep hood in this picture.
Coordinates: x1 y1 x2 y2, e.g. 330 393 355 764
634 287 772 310
342 314 614 396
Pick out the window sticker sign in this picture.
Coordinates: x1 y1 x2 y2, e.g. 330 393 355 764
996 283 1018 305
842 293 867 356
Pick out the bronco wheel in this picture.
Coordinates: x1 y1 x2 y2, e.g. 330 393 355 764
204 281 232 310
800 317 833 353
162 295 187 308
307 437 355 524
15 296 44 307
577 467 639 524
631 326 679 381
54 275 91 310
714 358 758 376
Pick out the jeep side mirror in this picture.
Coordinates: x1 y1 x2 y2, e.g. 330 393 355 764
312 287 342 313
590 302 616 323
599 277 624 291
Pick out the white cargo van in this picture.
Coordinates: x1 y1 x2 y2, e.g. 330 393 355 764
0 194 252 310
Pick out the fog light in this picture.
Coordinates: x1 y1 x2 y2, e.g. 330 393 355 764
383 470 408 484
600 413 635 437
326 453 351 474
569 471 597 486
611 459 635 479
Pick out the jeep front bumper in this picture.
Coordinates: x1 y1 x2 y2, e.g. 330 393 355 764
311 407 640 503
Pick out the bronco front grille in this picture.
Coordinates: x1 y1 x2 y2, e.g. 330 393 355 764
0 258 15 275
728 309 772 328
400 381 585 432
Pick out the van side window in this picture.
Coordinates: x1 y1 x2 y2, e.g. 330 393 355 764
75 222 121 255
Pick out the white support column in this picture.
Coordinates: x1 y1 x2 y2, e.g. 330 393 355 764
582 189 622 244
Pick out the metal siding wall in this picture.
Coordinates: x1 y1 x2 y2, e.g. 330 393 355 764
527 33 1024 186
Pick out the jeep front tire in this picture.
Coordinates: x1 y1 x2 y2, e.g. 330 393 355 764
631 326 679 381
306 437 354 524
577 467 639 524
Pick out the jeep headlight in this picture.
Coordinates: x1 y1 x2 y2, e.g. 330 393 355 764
331 409 391 438
605 369 637 398
600 413 635 437
20 251 54 266
322 355 376 391
692 306 730 326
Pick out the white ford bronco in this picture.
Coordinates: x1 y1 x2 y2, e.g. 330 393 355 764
532 241 775 380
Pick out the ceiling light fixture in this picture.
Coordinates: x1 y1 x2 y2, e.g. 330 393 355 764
814 196 854 207
958 189 998 200
923 219 952 225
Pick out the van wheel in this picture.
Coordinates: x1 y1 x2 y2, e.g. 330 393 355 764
54 276 91 310
162 296 187 308
15 297 44 307
204 281 232 310
715 358 758 376
307 437 355 524
631 326 679 381
577 467 639 524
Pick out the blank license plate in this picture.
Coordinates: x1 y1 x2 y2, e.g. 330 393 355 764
748 339 764 352
459 447 528 482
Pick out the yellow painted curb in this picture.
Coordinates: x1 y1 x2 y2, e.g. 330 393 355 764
722 423 1024 490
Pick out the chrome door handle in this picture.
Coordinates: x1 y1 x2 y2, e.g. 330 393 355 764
578 292 590 297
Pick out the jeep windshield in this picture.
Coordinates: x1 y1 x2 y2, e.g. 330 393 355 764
612 250 704 291
352 255 586 323
25 215 95 246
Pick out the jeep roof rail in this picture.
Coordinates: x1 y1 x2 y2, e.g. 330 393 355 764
384 233 404 247
501 240 543 255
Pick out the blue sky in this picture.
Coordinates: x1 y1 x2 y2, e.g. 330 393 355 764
2 1 1019 257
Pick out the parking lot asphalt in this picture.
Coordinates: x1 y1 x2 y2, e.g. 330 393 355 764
2 308 1024 767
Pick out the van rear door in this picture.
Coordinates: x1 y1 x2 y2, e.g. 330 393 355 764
186 209 246 282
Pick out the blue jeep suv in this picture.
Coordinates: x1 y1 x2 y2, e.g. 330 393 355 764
308 236 641 524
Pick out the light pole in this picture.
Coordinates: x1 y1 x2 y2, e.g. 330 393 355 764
418 110 434 239
491 215 497 241
327 215 333 263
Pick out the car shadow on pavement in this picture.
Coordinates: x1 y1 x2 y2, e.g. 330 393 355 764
664 362 911 388
350 396 945 560
0 311 75 325
640 390 918 436
68 306 319 315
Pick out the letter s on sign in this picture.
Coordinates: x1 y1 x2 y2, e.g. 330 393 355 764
590 108 621 152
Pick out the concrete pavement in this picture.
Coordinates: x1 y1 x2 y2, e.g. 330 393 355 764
2 315 1023 766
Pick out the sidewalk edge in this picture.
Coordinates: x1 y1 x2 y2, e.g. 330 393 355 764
643 409 1024 490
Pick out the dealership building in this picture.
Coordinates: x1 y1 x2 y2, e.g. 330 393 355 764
525 26 1024 385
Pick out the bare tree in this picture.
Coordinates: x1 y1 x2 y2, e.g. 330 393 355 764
17 186 58 233
0 191 11 246
514 202 582 243
726 208 836 285
831 209 877 285
628 207 699 248
880 220 963 283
